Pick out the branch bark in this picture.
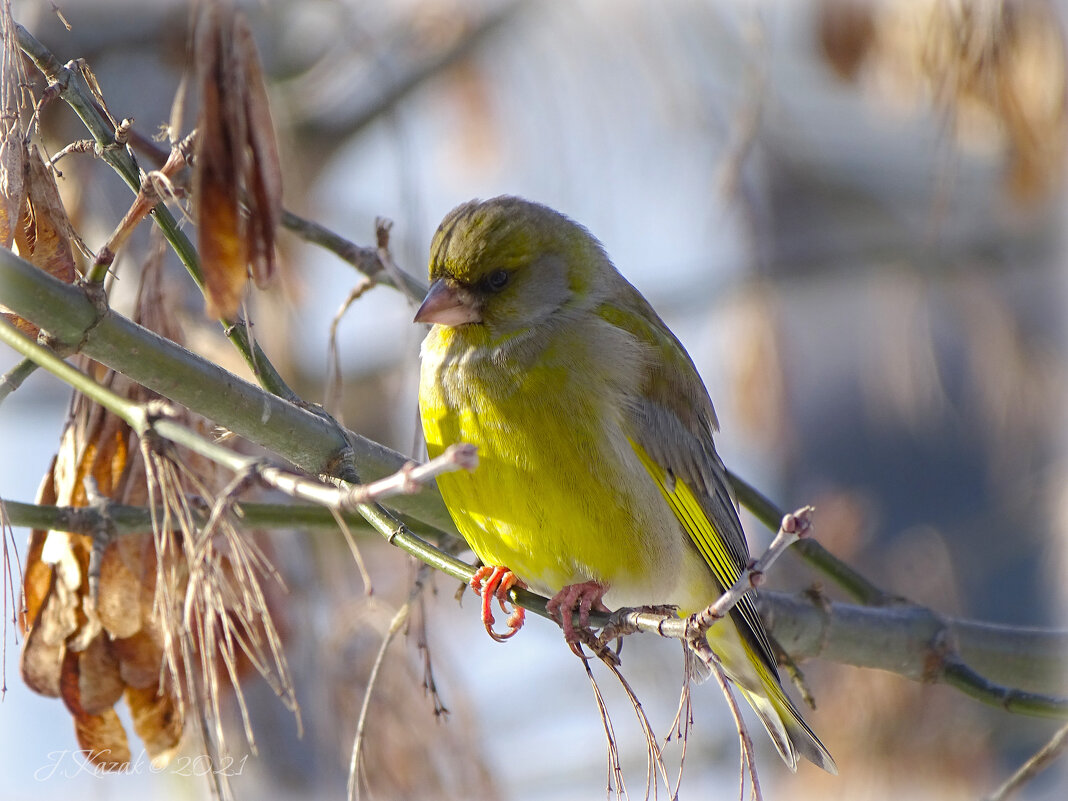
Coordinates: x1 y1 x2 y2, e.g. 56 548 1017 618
0 243 455 533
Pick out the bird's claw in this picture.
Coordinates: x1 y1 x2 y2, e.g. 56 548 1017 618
470 565 526 642
546 580 614 660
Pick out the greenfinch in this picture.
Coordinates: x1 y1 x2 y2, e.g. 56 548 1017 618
415 196 836 774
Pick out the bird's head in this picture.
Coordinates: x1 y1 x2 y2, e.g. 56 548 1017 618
414 196 609 338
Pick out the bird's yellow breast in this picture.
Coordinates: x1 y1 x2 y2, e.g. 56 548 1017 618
419 321 683 600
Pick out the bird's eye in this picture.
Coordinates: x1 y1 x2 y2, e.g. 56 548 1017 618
484 269 510 292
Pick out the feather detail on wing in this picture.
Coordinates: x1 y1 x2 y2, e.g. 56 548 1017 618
629 435 780 677
597 292 780 677
601 290 838 775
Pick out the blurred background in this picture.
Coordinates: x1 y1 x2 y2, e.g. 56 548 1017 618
2 0 1067 799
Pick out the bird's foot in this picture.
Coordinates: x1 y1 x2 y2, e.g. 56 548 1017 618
470 565 527 642
546 581 613 660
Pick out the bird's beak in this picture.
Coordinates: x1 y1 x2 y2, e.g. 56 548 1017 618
414 278 482 326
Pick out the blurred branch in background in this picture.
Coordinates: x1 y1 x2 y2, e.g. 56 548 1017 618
284 0 530 143
986 723 1068 801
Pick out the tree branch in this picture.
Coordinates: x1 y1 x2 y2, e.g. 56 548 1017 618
728 470 899 605
0 244 456 533
0 497 371 535
281 208 428 300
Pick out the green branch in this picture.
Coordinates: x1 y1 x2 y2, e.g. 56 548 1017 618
1 315 472 606
728 471 900 605
761 592 1067 710
0 245 455 533
0 498 371 535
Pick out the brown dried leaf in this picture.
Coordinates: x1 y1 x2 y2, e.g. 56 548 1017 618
90 412 132 498
52 416 91 507
13 145 78 283
20 527 92 696
127 684 183 766
49 376 133 511
20 623 66 697
198 179 247 319
113 629 164 689
59 646 85 714
39 547 83 642
72 708 132 771
97 536 150 638
78 634 125 715
6 145 78 335
0 132 25 250
193 4 282 318
22 367 135 704
195 4 248 320
21 456 83 697
139 536 163 627
237 15 281 288
20 530 52 631
0 0 26 249
17 257 210 761
22 458 59 630
19 572 67 697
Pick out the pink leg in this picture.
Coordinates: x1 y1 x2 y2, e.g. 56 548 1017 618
470 566 527 642
546 580 610 657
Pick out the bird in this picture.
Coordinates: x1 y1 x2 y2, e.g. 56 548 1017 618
414 195 836 774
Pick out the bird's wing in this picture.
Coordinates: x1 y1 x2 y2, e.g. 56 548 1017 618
598 292 780 677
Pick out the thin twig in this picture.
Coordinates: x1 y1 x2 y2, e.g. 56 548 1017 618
599 654 673 800
728 471 896 605
689 507 814 642
984 722 1068 801
348 594 415 801
85 143 190 283
1 499 27 700
325 277 378 420
412 583 449 718
331 507 375 595
707 657 761 801
0 357 40 404
665 647 695 799
257 443 478 509
373 217 423 305
280 208 428 299
583 658 627 799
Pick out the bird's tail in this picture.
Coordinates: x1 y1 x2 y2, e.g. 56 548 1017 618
738 679 838 775
686 608 837 773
